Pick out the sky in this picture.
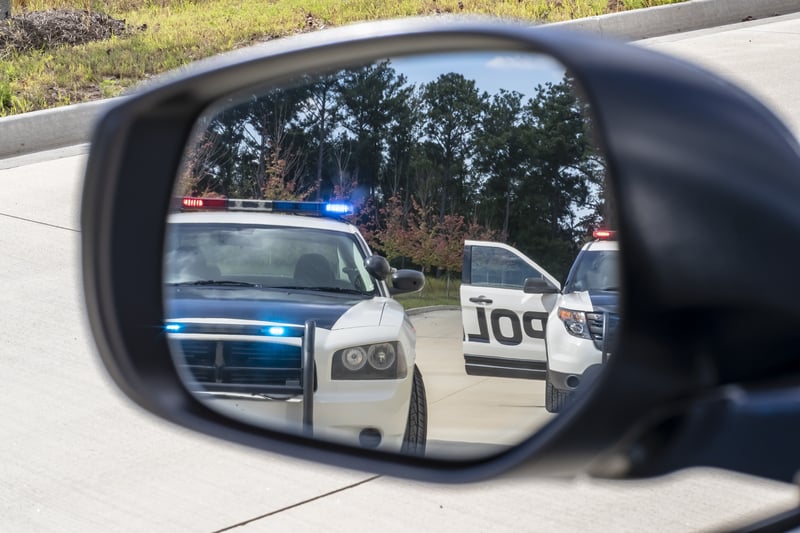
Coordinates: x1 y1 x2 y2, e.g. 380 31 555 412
389 50 568 99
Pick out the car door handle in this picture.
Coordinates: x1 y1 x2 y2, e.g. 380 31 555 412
469 296 493 305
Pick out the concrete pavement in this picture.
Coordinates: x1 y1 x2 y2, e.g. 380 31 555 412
638 12 800 137
412 309 553 458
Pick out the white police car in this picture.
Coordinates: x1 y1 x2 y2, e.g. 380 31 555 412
163 197 427 454
460 231 619 413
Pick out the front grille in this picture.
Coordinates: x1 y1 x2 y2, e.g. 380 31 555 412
172 338 307 394
225 341 300 369
178 339 215 363
585 312 620 353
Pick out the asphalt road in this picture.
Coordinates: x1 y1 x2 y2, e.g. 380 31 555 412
3 12 800 533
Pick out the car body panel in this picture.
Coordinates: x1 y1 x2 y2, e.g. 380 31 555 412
460 240 559 379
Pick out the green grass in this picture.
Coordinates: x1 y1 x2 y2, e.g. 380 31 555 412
396 275 461 310
1 0 686 116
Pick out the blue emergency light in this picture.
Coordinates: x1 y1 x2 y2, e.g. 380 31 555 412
323 203 353 215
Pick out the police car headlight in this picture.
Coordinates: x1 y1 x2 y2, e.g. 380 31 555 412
332 342 407 380
557 308 592 339
341 347 368 371
367 343 396 370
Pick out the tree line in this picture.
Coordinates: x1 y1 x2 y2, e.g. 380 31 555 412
177 58 613 281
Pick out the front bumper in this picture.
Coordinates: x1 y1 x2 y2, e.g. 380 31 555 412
167 319 414 451
547 363 604 391
201 377 411 451
546 310 617 390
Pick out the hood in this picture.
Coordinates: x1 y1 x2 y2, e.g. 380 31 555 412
167 288 365 329
165 287 386 330
559 290 619 314
587 290 619 314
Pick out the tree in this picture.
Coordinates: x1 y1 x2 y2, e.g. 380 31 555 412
474 89 527 241
370 194 414 263
297 75 341 200
431 214 497 296
178 108 249 197
419 73 485 220
364 194 496 296
383 89 420 200
508 75 603 278
241 85 310 198
174 60 609 284
336 61 410 198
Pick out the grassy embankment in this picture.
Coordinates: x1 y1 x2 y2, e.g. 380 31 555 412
1 0 685 115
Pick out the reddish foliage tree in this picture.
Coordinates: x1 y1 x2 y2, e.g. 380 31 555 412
356 193 497 296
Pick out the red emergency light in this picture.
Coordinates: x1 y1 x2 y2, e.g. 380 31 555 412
181 197 227 209
593 229 616 240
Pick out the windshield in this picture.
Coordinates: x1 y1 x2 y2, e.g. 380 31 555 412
566 250 619 292
164 223 377 296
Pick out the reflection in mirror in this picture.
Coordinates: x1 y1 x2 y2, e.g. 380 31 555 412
164 50 617 460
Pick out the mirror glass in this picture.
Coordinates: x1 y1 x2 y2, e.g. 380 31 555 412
164 50 618 460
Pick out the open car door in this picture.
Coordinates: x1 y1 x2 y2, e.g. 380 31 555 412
460 240 560 379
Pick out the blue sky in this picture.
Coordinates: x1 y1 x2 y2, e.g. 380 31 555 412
389 51 567 99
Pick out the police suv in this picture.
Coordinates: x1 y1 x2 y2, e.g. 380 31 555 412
163 197 427 454
460 231 619 413
545 233 619 412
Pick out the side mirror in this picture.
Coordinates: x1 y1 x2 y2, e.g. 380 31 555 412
523 277 560 294
389 270 425 295
364 255 392 281
81 16 800 485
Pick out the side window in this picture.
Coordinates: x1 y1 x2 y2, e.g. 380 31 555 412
470 247 542 289
347 241 375 293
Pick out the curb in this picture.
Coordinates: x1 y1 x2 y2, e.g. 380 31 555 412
1 97 121 160
1 0 799 160
406 305 461 316
549 0 800 40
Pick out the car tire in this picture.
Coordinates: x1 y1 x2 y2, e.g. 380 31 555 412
401 365 427 456
545 376 571 414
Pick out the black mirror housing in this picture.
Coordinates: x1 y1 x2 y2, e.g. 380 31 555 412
390 270 425 295
365 255 392 281
523 277 560 294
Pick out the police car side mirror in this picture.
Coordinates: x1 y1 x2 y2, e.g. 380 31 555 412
82 17 800 485
365 255 392 281
389 270 425 295
523 278 559 294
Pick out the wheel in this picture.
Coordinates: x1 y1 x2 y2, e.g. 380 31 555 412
400 365 427 456
545 376 571 413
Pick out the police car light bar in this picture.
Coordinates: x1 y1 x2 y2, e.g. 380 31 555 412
593 229 617 240
179 197 354 217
